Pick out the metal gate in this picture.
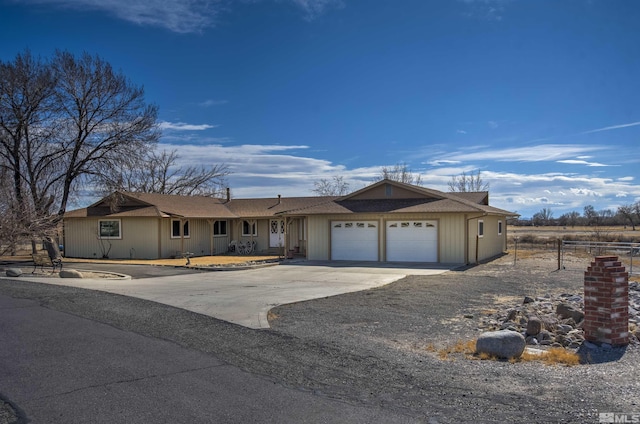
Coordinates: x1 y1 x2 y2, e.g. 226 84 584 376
560 240 640 274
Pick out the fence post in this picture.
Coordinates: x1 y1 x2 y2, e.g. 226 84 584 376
557 239 561 270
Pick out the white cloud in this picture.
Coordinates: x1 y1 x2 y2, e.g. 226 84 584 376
159 121 218 131
122 141 640 219
569 188 601 197
198 99 228 107
456 129 467 134
16 0 343 33
581 120 640 134
290 0 344 20
427 159 462 166
557 159 610 167
434 144 604 163
19 0 221 33
488 120 498 129
460 0 510 21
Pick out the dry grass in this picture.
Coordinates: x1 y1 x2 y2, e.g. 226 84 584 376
433 339 581 366
434 339 476 360
267 310 279 322
1 254 279 267
515 348 581 366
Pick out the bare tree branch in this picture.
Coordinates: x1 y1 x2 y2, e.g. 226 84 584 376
448 170 489 192
375 162 423 185
0 49 159 244
97 148 230 197
312 176 349 196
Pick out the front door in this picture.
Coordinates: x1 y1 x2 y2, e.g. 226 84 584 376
269 219 285 248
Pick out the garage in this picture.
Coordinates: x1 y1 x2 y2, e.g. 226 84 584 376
386 220 438 262
331 221 379 261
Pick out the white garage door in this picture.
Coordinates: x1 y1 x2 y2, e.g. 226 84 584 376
331 221 378 261
386 220 438 262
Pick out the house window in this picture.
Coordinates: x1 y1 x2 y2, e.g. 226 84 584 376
171 219 190 238
478 220 484 238
498 220 503 235
99 219 121 239
242 220 257 236
213 220 227 236
385 184 393 197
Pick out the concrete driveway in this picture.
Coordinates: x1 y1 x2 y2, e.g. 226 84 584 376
7 261 453 329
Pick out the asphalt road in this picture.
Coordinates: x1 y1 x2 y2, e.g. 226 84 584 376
0 286 419 424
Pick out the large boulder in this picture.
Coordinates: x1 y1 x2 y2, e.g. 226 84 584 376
59 269 83 279
5 268 23 277
476 330 526 359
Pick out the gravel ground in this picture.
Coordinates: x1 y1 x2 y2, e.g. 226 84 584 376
1 250 639 423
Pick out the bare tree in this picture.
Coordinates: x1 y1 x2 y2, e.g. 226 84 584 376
0 49 159 244
0 51 60 242
532 207 554 226
52 50 159 215
633 201 640 228
98 148 230 197
558 211 580 228
617 204 636 230
583 205 598 226
375 162 423 185
448 170 489 192
312 176 349 196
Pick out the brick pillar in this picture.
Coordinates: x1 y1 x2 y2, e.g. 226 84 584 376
583 256 629 346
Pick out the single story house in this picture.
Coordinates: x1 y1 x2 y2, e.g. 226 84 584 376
63 179 517 264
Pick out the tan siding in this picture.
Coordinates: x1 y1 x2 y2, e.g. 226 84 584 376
437 214 466 263
159 218 214 258
307 216 330 260
468 215 506 263
65 218 160 259
213 236 230 255
226 219 270 253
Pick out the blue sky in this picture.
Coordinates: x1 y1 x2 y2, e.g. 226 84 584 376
1 0 639 218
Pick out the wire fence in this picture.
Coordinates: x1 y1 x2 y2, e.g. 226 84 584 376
560 240 640 274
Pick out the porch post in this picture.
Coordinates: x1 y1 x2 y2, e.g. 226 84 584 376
180 218 185 255
208 219 214 256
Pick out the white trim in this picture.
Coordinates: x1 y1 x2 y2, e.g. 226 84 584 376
98 219 122 239
171 219 190 239
242 220 258 237
213 220 227 236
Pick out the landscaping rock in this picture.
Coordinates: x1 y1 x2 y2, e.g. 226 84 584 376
526 317 543 336
556 303 584 323
60 269 83 279
476 330 526 359
5 268 22 277
556 324 573 335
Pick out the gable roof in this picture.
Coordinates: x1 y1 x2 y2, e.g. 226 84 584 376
64 180 517 219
